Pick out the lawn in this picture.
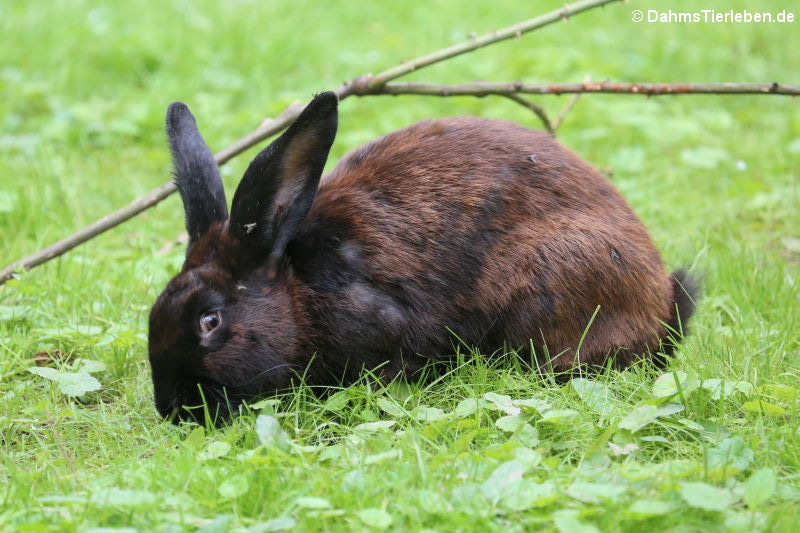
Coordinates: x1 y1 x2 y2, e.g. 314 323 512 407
1 0 799 531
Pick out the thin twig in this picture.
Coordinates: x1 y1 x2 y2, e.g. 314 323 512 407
0 0 618 284
502 94 554 133
379 81 800 96
553 93 581 131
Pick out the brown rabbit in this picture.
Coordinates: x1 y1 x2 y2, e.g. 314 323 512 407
148 92 697 422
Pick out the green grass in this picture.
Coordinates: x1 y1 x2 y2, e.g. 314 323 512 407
1 0 799 531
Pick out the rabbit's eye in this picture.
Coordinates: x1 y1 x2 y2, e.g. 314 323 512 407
199 311 222 335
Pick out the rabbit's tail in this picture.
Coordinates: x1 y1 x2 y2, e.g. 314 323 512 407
660 269 700 358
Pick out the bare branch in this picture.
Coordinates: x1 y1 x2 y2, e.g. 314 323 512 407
553 94 582 131
379 81 800 97
501 94 554 133
0 181 178 284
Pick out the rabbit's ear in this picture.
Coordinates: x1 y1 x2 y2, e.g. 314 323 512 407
230 91 338 274
166 102 228 245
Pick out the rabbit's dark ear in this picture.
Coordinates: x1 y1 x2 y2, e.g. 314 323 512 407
229 91 338 274
166 102 228 245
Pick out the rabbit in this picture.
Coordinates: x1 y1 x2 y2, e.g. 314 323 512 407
148 91 698 423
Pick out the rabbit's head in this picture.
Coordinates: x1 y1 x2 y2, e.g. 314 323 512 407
148 93 338 423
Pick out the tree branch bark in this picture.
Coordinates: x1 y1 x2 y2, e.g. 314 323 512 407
378 81 800 97
501 94 554 133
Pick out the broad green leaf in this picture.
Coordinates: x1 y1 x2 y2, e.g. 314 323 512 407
567 481 627 504
74 359 106 373
323 390 350 412
356 508 393 529
318 445 345 462
453 397 488 418
577 454 611 475
655 403 684 418
495 415 527 433
450 483 487 515
758 384 799 401
376 397 406 418
481 460 527 501
680 482 734 511
341 469 366 492
255 415 290 448
706 436 753 479
353 420 396 433
627 499 674 518
513 447 542 469
56 372 101 396
411 406 447 422
198 441 231 462
639 435 669 443
416 489 452 514
678 418 704 432
91 488 157 507
236 449 257 462
514 397 553 414
28 366 60 381
571 378 615 416
742 400 786 416
618 405 658 433
294 496 331 509
184 426 206 447
743 468 777 508
198 515 233 533
218 474 249 499
608 442 638 456
539 409 579 424
500 480 557 511
652 371 699 398
28 367 102 397
249 398 280 411
483 392 520 415
517 423 539 447
724 511 765 532
552 510 600 533
702 378 752 400
245 517 296 532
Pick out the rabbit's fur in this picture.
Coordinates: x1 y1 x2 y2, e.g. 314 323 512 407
148 92 698 422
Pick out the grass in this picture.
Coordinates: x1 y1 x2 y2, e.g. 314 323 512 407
1 0 799 531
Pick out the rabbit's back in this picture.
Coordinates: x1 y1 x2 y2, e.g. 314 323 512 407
290 117 673 375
